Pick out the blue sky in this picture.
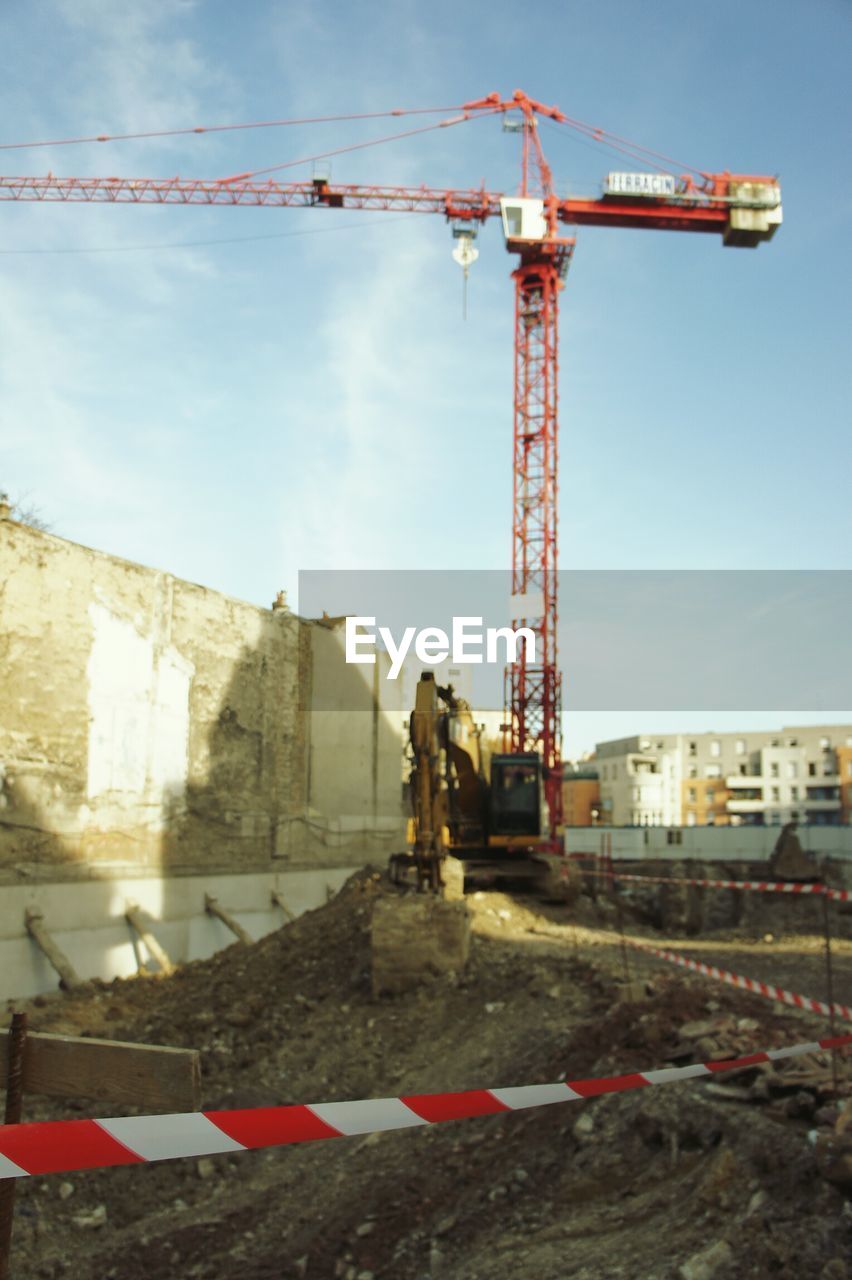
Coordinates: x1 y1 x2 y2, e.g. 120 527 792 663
1 0 850 755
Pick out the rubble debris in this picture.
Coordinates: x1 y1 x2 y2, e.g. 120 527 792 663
679 1239 734 1280
6 870 852 1280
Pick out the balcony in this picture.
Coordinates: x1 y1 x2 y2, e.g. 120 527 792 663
627 754 661 777
726 797 765 812
726 774 764 788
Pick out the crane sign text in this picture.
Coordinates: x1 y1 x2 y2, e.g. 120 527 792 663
345 617 536 680
605 172 676 197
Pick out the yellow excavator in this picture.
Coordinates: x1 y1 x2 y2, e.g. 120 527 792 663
390 672 565 896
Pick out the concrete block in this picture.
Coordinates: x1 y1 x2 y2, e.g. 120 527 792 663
371 895 471 996
440 856 466 901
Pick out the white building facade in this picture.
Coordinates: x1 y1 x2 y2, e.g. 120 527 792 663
595 724 852 827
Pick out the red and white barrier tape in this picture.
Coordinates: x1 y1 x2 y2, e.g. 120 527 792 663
624 935 852 1022
0 1033 849 1179
574 865 850 902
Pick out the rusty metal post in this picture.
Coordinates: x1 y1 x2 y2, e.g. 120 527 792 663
608 833 630 981
821 893 840 1096
0 1012 28 1280
614 884 631 984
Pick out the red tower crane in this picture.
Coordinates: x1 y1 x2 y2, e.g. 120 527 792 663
0 89 782 842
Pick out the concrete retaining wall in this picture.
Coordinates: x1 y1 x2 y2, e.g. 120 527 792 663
0 865 360 1002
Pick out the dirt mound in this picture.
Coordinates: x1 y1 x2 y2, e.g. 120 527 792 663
5 870 851 1279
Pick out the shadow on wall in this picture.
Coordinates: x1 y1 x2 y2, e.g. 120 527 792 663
161 614 407 869
0 519 405 993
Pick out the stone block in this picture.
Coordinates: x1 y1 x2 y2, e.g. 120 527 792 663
371 895 470 996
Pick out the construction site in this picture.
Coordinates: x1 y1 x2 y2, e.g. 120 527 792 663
2 8 852 1277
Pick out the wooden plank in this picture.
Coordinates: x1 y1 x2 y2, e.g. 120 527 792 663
270 889 296 922
204 894 252 945
24 910 83 991
125 902 175 975
21 1032 201 1111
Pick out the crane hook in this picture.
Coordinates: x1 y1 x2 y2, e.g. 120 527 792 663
451 227 479 321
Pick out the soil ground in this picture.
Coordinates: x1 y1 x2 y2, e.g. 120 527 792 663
4 870 852 1280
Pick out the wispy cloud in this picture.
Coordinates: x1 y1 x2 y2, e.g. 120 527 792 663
52 0 235 143
0 2 229 537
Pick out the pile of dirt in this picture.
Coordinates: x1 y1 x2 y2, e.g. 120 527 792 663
4 870 852 1280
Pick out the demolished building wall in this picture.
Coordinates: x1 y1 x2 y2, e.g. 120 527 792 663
0 516 406 884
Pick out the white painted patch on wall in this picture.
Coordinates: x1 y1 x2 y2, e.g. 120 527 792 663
86 603 193 805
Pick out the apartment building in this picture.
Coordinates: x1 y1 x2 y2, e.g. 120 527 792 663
562 765 602 826
594 724 852 827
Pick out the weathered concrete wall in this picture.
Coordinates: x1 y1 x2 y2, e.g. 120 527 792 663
298 620 405 864
0 518 405 884
0 518 306 874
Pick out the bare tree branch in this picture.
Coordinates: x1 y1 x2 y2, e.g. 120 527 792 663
0 490 52 532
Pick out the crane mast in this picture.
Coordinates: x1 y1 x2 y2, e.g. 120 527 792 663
0 91 782 844
501 97 574 835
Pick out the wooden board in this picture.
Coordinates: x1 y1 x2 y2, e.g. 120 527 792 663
20 1032 201 1111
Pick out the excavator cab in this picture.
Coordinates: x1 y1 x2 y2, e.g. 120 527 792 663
489 753 542 838
393 674 558 893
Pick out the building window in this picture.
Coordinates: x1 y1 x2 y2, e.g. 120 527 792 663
688 787 697 803
791 786 799 800
736 739 746 755
705 764 721 779
686 811 696 826
688 765 698 779
640 739 650 751
688 742 697 757
771 738 780 747
770 762 779 778
809 763 817 777
706 788 715 803
739 764 748 776
710 740 721 757
770 786 780 801
787 762 798 778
